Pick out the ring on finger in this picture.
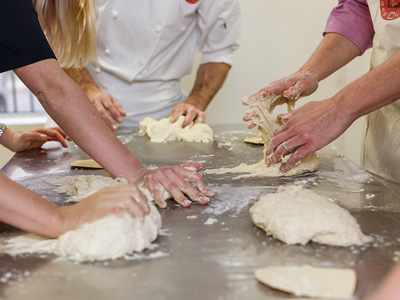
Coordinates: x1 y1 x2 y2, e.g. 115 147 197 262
283 141 290 152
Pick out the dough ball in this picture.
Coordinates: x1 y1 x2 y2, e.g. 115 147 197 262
250 185 371 246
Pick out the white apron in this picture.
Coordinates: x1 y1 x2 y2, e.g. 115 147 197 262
363 0 400 183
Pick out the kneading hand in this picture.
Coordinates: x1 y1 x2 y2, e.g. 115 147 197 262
59 184 150 234
133 162 214 208
10 127 70 152
90 91 127 132
243 71 319 129
265 98 353 172
169 103 206 127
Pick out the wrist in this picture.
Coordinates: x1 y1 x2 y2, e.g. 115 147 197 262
0 128 17 152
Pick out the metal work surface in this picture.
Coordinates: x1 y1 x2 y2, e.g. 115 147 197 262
1 124 400 300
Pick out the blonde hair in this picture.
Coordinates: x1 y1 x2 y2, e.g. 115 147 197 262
33 0 97 69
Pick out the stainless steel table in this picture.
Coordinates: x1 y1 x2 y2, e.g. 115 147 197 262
1 124 399 300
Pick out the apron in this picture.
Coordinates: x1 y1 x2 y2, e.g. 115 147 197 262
363 0 400 183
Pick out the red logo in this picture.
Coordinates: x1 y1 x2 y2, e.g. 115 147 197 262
186 0 199 3
380 0 400 20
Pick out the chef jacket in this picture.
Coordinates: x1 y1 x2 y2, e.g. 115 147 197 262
86 0 240 126
325 0 400 184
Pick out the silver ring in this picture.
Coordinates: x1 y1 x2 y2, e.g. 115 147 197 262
283 141 290 152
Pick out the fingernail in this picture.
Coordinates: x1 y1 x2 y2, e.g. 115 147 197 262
182 199 191 206
40 134 47 140
112 124 119 130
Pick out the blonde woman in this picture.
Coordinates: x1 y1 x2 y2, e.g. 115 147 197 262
0 0 213 238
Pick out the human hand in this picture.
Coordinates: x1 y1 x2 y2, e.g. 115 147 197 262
133 162 214 209
59 184 150 235
10 127 70 152
89 91 127 132
265 98 353 172
169 103 206 127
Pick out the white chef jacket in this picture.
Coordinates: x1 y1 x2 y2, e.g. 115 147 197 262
86 0 240 127
363 0 400 184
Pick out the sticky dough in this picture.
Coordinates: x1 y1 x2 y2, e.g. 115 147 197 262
206 94 318 178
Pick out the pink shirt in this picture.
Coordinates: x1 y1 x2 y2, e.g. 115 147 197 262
324 0 374 54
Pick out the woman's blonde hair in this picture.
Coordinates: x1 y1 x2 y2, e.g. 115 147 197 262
33 0 97 69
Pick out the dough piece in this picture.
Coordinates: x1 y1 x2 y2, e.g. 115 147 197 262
244 136 264 145
250 185 371 246
70 159 103 169
3 175 166 261
207 94 318 177
139 116 213 143
255 265 357 299
4 208 161 262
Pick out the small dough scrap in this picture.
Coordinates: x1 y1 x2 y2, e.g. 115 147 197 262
207 94 318 177
255 265 357 299
139 116 213 143
250 185 371 246
244 136 264 145
70 159 103 169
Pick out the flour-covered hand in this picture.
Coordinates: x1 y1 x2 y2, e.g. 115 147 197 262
169 103 206 127
136 162 214 208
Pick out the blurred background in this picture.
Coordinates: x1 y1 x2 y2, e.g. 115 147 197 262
0 0 372 167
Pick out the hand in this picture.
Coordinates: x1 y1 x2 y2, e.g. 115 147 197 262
265 98 353 172
58 184 150 234
90 91 127 132
169 103 206 127
243 71 319 128
10 127 70 152
134 162 214 209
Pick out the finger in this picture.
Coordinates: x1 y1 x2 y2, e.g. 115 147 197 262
92 100 119 131
40 129 68 147
112 98 127 117
162 168 209 205
155 172 193 207
143 175 168 208
243 108 256 122
104 98 124 123
193 111 205 124
283 82 302 100
280 146 310 173
169 110 182 123
178 164 214 197
277 113 292 124
183 109 198 127
120 184 150 214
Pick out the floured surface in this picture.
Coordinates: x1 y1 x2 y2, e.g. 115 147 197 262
139 116 214 143
206 94 318 177
255 265 357 299
250 185 371 246
3 175 167 261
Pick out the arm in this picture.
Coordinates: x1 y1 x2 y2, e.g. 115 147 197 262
15 59 213 208
0 127 69 152
0 173 149 238
64 67 126 131
267 48 400 172
169 62 230 126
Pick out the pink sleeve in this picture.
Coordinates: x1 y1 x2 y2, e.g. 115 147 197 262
324 0 374 55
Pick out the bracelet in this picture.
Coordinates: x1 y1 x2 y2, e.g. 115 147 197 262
0 123 7 138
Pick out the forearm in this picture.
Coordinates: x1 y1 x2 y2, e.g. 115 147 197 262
64 67 100 99
299 33 361 82
15 59 144 182
0 173 62 237
332 50 400 122
187 62 230 111
0 128 15 152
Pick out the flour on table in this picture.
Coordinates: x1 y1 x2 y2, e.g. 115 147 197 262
3 175 168 261
139 116 213 143
255 265 357 299
250 185 371 246
206 94 318 177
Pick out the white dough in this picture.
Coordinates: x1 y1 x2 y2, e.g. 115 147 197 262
255 265 357 299
206 94 318 177
3 175 166 261
250 185 371 246
139 116 213 143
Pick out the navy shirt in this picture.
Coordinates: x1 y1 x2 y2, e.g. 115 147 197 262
0 0 56 73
